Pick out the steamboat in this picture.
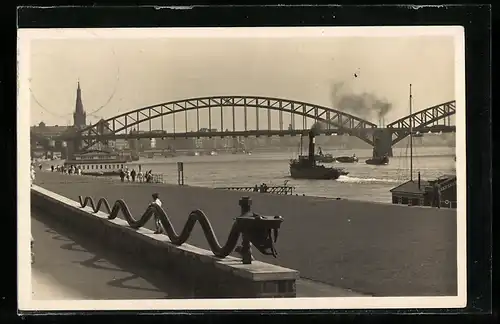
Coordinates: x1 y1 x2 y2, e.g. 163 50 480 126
64 150 129 176
289 130 348 180
365 155 390 165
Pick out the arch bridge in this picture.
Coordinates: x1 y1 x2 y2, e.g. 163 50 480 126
56 96 455 157
72 95 378 151
387 100 456 145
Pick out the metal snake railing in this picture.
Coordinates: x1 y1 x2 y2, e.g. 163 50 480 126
78 195 284 264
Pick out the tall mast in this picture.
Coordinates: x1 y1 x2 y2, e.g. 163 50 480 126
409 84 413 181
300 135 303 156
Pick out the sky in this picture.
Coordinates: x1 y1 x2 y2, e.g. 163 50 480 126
28 32 457 130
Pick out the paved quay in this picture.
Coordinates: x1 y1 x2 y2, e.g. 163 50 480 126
31 210 190 299
33 171 458 296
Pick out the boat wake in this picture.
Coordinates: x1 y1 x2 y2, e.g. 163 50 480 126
336 175 400 184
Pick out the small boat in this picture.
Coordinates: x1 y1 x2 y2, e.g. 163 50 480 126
315 147 335 163
365 155 390 165
335 155 359 163
315 154 335 163
299 147 334 163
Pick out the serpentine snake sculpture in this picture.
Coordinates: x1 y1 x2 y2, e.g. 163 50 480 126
78 195 283 261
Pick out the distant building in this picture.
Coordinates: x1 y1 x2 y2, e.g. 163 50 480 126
73 81 87 129
31 81 87 137
109 139 129 150
31 121 70 138
30 81 88 158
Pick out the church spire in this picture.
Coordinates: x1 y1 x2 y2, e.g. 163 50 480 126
73 80 86 128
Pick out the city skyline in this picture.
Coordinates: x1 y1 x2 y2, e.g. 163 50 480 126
29 29 456 130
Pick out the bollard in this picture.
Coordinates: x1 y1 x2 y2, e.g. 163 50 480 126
239 196 253 264
239 196 252 215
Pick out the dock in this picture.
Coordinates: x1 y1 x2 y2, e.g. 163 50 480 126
215 184 295 195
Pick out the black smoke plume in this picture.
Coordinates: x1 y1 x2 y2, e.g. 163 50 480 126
330 82 393 121
310 121 324 136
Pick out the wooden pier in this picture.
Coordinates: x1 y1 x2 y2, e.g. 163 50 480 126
215 184 295 195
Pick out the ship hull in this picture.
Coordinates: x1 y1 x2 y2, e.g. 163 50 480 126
290 166 345 180
316 155 335 163
335 156 359 163
300 154 335 163
365 157 390 165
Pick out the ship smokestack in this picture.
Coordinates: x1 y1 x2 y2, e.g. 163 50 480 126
308 130 315 163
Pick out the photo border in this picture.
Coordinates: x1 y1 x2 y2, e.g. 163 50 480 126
10 4 491 317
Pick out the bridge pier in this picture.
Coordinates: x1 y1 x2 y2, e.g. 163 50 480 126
372 129 393 158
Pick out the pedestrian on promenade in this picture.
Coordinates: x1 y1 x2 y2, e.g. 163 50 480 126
119 169 125 182
150 193 163 234
51 165 54 172
30 165 36 187
432 182 441 209
125 169 130 182
137 170 143 183
131 169 136 182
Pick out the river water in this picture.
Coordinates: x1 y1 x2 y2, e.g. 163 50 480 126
124 145 456 204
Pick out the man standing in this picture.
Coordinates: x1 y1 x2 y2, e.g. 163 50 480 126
150 193 163 234
432 182 442 208
30 165 36 187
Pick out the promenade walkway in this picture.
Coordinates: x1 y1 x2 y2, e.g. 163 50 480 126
31 210 189 300
33 171 458 296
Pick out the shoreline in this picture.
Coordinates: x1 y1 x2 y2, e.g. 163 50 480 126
35 169 405 207
34 169 454 209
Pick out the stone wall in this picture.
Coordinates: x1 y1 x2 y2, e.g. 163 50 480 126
31 185 299 298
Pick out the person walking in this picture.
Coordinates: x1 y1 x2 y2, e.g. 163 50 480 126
131 169 136 182
432 182 442 209
150 193 163 234
30 165 36 187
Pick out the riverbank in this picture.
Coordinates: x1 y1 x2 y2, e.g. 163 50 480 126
33 170 458 297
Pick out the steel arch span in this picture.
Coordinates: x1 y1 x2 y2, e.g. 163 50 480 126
387 100 456 145
76 95 378 150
